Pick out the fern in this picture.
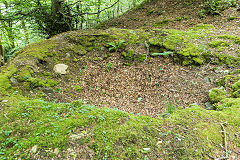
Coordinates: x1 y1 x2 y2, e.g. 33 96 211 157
107 40 126 52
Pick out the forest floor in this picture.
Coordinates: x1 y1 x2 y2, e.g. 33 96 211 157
41 0 240 116
1 0 240 159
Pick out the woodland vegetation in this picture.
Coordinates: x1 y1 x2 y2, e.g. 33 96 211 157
1 0 240 159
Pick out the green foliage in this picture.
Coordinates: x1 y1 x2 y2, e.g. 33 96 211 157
198 9 206 18
228 16 236 21
136 54 147 62
205 0 237 15
107 40 126 52
72 85 82 93
0 0 147 63
175 17 182 21
160 103 177 118
105 62 113 72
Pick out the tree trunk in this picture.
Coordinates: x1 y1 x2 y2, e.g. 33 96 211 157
96 0 101 24
0 39 4 66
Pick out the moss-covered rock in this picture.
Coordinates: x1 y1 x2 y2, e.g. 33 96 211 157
14 66 33 81
15 40 56 60
217 34 240 44
233 89 240 98
209 88 228 103
0 65 18 95
216 98 240 110
25 77 59 89
232 79 240 91
1 27 240 159
208 40 231 48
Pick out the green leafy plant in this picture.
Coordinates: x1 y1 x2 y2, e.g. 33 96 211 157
107 40 126 52
204 0 237 15
105 62 113 72
160 103 177 118
175 17 182 21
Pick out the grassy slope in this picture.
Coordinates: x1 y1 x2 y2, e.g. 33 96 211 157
0 27 240 159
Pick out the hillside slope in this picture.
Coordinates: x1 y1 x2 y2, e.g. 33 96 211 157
1 0 240 159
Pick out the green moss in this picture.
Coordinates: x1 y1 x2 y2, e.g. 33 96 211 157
14 66 33 81
162 29 185 50
0 99 161 159
15 40 56 60
208 40 231 48
213 53 240 66
153 18 170 27
122 49 134 61
216 98 240 111
196 123 222 143
72 85 82 93
177 43 205 65
209 88 228 103
25 77 58 89
232 79 240 91
188 24 215 32
1 97 240 159
70 45 87 56
233 89 240 98
41 72 52 78
0 65 18 95
217 34 240 44
136 54 147 62
216 75 235 86
237 47 240 57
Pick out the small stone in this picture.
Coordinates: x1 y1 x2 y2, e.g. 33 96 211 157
53 64 68 74
143 148 151 151
2 100 8 103
10 77 18 84
219 86 225 90
205 102 213 110
191 103 198 106
42 87 54 93
31 145 38 153
223 70 230 74
204 77 211 84
54 148 59 155
66 53 71 58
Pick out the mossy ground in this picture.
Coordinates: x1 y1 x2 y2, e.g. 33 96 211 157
1 0 240 159
1 95 240 159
